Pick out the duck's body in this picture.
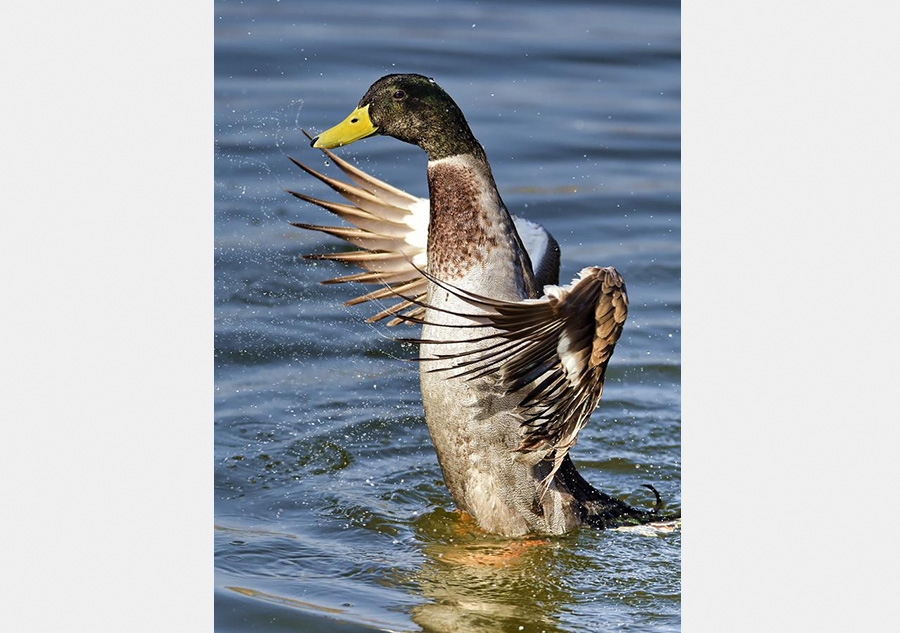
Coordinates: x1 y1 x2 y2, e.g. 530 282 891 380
421 152 584 535
290 74 676 535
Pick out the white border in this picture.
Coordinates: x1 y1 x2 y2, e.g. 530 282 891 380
684 1 898 630
4 2 211 630
5 1 899 630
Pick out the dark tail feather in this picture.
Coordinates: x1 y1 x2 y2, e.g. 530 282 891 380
556 456 680 529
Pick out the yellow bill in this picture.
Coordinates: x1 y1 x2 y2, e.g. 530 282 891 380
311 104 378 149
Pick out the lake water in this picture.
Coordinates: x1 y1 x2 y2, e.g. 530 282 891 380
215 0 680 630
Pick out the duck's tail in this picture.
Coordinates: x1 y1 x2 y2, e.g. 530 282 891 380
556 455 680 529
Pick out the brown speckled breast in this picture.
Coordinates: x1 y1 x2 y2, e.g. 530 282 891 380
426 156 535 303
426 160 501 279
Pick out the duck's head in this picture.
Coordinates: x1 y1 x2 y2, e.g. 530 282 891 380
311 74 480 160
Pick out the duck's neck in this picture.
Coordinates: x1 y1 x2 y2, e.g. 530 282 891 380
420 119 483 162
425 152 536 298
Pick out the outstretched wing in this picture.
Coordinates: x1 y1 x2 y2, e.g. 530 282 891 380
410 266 628 488
288 139 560 323
287 139 430 325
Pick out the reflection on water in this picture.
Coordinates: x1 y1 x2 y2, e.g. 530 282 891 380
407 509 680 632
411 510 566 632
215 0 680 630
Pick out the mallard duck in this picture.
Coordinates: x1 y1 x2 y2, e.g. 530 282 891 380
289 74 677 536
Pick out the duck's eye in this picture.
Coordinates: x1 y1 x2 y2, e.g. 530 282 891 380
392 90 406 101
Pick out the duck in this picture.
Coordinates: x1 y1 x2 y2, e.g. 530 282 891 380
288 74 677 536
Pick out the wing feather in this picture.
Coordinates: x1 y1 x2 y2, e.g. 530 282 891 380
288 158 412 223
410 266 628 490
288 145 429 324
300 129 421 210
286 190 412 238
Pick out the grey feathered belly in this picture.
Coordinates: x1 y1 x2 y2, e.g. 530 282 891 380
419 283 581 536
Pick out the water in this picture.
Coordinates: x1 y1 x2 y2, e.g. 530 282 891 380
215 0 680 630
